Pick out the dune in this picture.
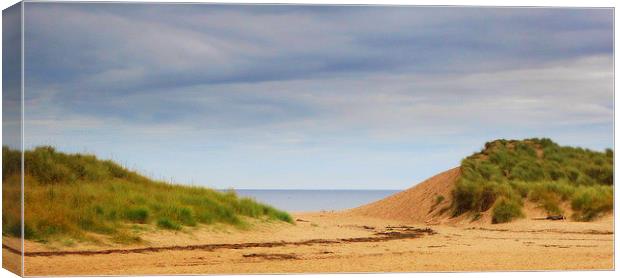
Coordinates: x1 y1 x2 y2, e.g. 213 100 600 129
348 168 607 225
347 167 461 224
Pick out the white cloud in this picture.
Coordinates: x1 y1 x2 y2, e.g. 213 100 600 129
19 4 614 188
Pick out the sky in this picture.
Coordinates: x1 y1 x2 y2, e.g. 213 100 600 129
2 3 21 150
16 3 614 190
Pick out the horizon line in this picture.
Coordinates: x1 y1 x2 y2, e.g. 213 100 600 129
213 188 405 191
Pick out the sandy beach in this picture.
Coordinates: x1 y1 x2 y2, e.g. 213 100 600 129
2 167 614 275
2 210 613 276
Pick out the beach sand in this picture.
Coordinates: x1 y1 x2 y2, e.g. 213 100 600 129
4 211 613 276
3 168 614 275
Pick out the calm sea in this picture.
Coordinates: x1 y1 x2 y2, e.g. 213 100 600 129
231 189 399 212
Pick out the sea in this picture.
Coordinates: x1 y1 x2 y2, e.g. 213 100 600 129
231 189 399 212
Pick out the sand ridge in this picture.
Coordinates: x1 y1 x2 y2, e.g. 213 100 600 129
347 167 461 224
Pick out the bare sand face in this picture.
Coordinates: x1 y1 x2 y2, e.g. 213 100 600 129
6 212 613 276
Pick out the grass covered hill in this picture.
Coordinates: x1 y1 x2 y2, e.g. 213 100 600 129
452 138 613 223
2 146 292 244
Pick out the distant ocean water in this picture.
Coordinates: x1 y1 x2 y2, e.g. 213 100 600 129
230 189 400 212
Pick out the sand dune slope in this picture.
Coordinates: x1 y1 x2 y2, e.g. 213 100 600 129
347 167 460 224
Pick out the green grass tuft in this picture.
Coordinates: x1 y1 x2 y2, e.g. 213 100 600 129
125 207 150 223
492 198 523 224
157 217 181 230
571 186 613 221
435 195 445 206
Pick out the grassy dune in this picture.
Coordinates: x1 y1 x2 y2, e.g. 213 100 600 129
2 146 293 244
452 138 613 223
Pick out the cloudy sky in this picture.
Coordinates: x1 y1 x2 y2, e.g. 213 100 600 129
21 3 613 190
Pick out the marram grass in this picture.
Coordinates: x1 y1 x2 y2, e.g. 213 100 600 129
2 146 293 243
451 138 613 223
